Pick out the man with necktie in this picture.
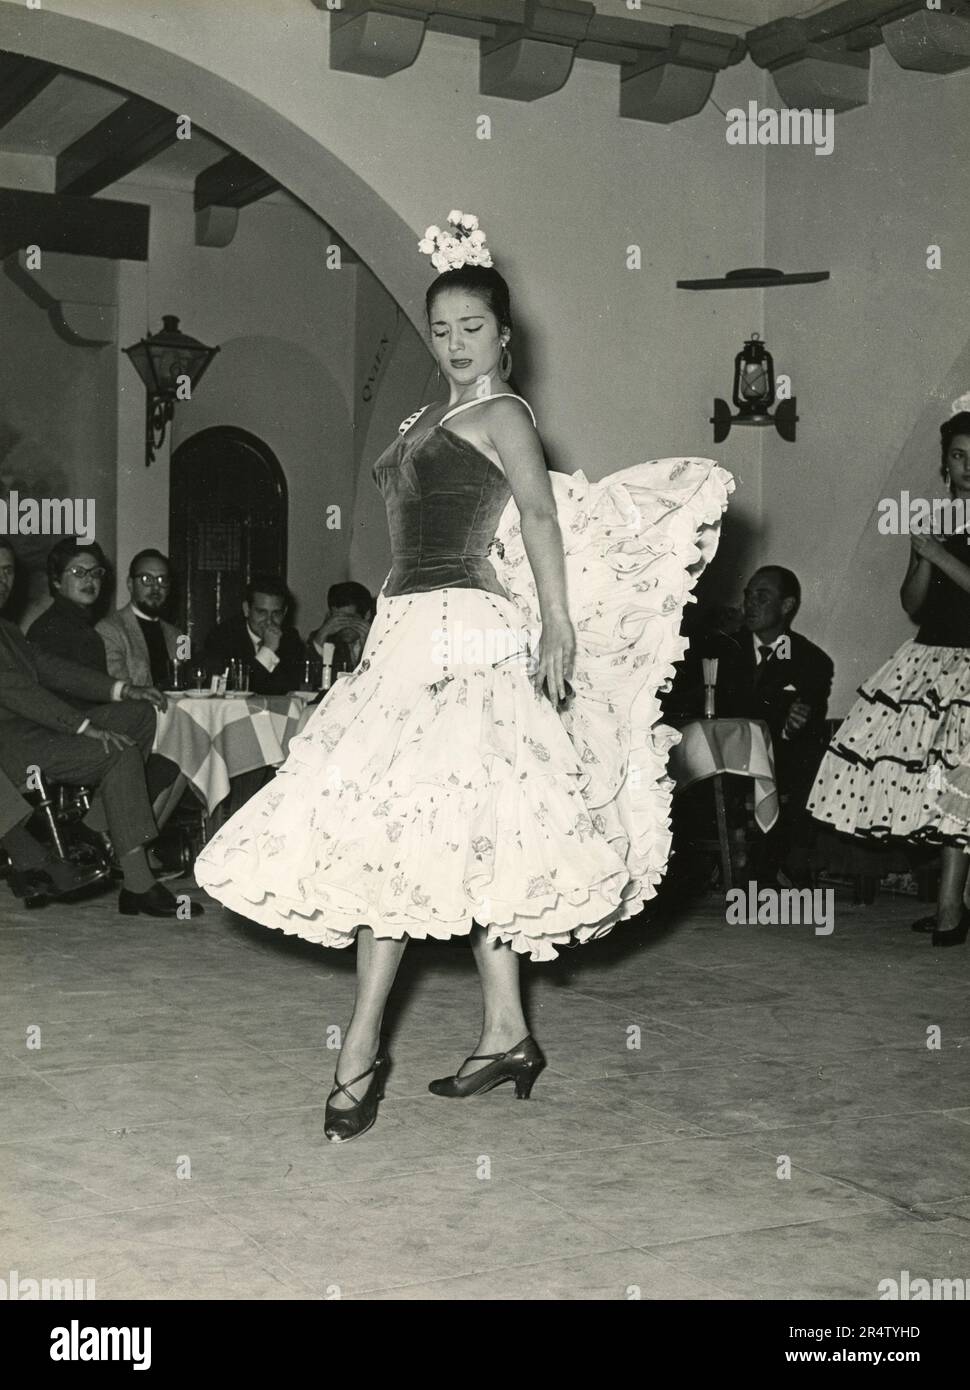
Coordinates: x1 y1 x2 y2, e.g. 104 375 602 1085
741 566 834 885
203 574 305 695
308 582 373 681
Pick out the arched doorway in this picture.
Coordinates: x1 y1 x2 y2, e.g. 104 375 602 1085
169 427 287 647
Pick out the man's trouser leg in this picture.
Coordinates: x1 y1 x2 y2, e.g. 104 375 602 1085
0 703 158 857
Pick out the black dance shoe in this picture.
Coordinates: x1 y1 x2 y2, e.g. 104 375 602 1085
9 859 110 908
932 907 970 948
324 1045 389 1143
119 882 205 917
428 1035 546 1099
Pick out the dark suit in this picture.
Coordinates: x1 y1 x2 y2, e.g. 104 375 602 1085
738 627 835 875
203 614 305 696
0 618 158 857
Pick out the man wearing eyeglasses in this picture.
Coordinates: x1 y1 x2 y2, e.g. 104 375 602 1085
97 549 181 688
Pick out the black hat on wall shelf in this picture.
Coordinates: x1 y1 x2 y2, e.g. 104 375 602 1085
677 267 830 290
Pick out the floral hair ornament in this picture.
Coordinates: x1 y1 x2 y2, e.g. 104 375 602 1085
950 392 970 415
418 210 493 273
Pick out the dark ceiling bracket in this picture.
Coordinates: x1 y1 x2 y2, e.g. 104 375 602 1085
746 0 970 110
313 0 970 120
620 26 745 123
313 1 744 120
479 0 593 102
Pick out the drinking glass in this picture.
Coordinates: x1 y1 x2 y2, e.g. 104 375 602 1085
228 658 251 695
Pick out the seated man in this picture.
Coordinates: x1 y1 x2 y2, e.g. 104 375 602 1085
97 548 180 688
204 575 304 696
739 565 834 884
0 763 108 904
0 541 202 918
308 581 374 679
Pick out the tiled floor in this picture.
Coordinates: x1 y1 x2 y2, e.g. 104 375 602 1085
1 878 968 1300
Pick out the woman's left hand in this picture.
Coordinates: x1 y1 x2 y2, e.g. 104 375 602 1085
530 611 576 705
911 532 946 563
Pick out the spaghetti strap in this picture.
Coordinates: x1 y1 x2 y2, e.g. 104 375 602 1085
440 393 537 430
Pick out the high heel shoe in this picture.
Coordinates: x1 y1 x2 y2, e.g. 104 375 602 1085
324 1044 389 1143
428 1035 545 1099
932 906 970 948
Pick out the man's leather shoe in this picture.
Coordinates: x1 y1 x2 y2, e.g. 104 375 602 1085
9 860 110 908
118 882 205 917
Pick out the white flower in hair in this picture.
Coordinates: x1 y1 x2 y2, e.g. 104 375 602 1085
951 391 970 415
419 210 493 271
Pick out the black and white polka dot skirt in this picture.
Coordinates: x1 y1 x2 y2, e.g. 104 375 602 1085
807 638 970 844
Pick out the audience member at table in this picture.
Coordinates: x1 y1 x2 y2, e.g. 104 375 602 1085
204 574 305 696
97 548 181 688
27 538 111 675
30 538 188 839
0 540 203 918
0 762 109 905
308 581 374 678
738 565 834 886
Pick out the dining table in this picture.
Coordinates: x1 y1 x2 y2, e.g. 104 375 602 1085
667 716 778 889
152 690 318 816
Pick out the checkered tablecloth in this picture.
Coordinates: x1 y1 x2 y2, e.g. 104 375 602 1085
668 717 779 832
153 694 316 812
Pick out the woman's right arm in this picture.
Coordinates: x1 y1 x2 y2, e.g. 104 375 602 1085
900 539 934 618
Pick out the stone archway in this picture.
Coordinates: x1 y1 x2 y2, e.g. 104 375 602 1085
0 0 427 334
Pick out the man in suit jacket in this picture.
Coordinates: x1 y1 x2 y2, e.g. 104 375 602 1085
308 581 374 680
740 566 834 883
97 548 180 688
204 574 305 696
0 541 201 917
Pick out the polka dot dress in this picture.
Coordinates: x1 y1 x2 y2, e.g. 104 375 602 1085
807 638 970 844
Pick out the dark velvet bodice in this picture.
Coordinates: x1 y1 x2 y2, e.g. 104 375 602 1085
916 531 970 647
372 423 513 597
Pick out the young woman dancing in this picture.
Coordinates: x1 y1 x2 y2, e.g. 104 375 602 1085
195 211 732 1140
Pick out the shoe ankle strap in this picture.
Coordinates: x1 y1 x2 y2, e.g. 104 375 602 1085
330 1060 377 1103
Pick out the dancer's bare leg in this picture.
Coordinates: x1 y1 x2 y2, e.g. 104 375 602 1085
937 844 969 931
460 922 530 1077
329 927 408 1109
152 773 188 831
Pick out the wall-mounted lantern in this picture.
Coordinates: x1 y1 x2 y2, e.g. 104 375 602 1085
123 316 220 465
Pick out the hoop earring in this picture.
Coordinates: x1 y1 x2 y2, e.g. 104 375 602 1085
499 342 512 381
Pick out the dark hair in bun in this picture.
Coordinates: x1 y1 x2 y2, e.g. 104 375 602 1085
941 411 970 480
425 264 513 336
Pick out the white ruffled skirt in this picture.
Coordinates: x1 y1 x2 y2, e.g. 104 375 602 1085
194 457 734 961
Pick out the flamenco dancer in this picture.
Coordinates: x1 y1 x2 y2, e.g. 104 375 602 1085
195 212 732 1141
808 409 970 947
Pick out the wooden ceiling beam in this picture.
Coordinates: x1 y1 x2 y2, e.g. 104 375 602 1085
0 51 58 130
194 153 280 212
55 96 178 196
0 189 149 261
